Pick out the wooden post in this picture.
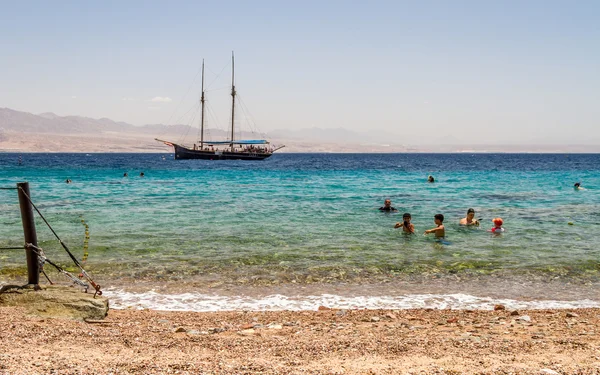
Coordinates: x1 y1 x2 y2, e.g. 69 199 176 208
17 182 39 285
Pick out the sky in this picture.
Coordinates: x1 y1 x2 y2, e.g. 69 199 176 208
1 0 599 145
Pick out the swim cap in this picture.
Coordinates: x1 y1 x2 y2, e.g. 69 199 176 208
492 217 503 226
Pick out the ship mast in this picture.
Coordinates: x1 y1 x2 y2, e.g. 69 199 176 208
230 51 236 149
200 59 205 150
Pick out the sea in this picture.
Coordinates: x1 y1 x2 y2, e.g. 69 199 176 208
1 153 599 311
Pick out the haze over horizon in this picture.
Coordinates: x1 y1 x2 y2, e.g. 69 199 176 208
1 1 599 147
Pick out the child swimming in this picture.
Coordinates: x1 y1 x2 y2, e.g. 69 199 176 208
424 214 445 238
394 213 415 234
489 217 505 233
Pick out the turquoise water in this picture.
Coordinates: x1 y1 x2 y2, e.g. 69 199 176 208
1 153 599 308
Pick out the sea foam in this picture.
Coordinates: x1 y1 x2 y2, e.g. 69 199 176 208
104 289 600 312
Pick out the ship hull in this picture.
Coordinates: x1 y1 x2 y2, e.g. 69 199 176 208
173 144 272 160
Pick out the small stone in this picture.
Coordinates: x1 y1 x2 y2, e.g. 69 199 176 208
494 304 506 311
267 323 283 329
510 310 519 316
517 315 531 322
241 323 255 330
237 329 255 336
187 330 200 335
540 369 560 375
158 319 170 324
174 327 187 333
447 317 459 324
336 310 348 317
384 313 396 320
566 312 579 318
370 316 380 322
208 327 226 334
318 306 331 311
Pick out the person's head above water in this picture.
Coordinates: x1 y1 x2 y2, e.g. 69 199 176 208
467 208 475 219
384 199 392 207
123 172 128 177
403 213 411 220
434 213 444 224
574 182 581 188
492 217 503 227
428 175 435 183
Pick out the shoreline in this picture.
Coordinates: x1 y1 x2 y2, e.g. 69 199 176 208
1 305 599 374
4 273 600 312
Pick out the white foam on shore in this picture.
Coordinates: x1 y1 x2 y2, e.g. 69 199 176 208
104 289 600 311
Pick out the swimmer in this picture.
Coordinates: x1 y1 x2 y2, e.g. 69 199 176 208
574 182 585 190
428 175 435 183
379 199 398 212
65 179 72 184
123 172 128 177
394 213 415 233
459 208 480 226
424 214 445 238
140 172 145 177
489 218 505 234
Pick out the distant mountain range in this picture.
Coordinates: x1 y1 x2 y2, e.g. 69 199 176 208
0 107 189 136
0 107 411 152
0 107 398 143
1 107 598 153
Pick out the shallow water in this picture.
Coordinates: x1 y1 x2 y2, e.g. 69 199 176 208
1 153 599 310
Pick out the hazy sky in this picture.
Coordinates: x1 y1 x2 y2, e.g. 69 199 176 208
1 1 599 145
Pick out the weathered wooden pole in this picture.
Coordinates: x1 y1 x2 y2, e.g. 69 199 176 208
17 182 39 285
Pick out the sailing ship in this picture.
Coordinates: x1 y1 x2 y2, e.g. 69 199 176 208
156 53 284 160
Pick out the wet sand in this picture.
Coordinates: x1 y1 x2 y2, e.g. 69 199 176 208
1 306 599 374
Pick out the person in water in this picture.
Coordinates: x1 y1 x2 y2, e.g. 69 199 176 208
424 214 445 238
65 179 72 184
123 172 128 177
394 213 415 233
574 182 585 190
379 199 398 212
428 175 435 183
460 208 479 226
490 217 505 233
140 172 145 177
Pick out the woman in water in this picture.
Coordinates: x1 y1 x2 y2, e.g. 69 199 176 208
459 208 479 226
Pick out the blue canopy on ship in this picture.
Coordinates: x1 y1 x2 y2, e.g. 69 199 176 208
203 140 269 145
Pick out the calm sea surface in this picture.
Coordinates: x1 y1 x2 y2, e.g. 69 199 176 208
1 153 599 310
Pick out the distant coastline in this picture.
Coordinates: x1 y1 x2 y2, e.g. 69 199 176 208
2 107 600 153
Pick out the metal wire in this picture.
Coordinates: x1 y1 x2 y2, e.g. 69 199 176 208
17 187 102 296
0 246 25 251
26 244 88 290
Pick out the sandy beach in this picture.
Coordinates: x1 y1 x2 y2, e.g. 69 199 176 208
1 305 599 374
